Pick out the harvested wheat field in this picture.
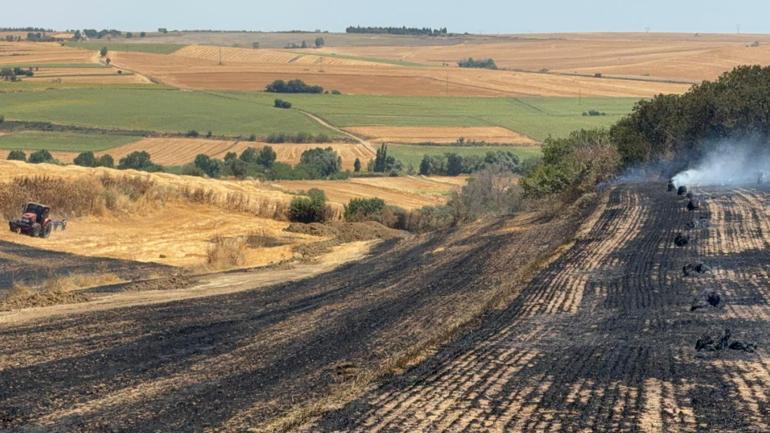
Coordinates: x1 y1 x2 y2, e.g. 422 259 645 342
0 160 311 268
314 32 770 83
0 41 94 65
272 176 466 210
345 126 538 144
100 137 375 169
112 50 687 97
172 45 390 67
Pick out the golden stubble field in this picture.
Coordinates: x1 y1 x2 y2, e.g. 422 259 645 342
0 161 460 266
113 45 688 97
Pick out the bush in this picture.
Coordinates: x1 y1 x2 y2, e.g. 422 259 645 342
274 99 292 109
118 151 162 172
28 149 55 164
194 154 224 178
371 144 402 173
521 129 619 202
298 147 341 177
185 130 200 138
0 115 4 123
99 47 108 57
73 151 97 167
265 79 324 94
458 58 497 69
180 163 206 177
96 154 114 168
7 150 26 161
288 189 328 223
344 197 386 221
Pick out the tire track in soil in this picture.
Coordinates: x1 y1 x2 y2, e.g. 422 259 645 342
317 184 770 433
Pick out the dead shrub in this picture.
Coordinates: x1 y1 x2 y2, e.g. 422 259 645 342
206 236 247 269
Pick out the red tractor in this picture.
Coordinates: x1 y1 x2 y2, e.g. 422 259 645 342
8 203 66 238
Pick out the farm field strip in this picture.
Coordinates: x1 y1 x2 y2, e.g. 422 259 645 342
345 126 539 145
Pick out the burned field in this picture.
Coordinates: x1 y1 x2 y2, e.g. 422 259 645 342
0 204 586 431
318 185 770 432
1 184 769 432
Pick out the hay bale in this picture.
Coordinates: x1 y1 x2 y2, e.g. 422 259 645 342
683 262 710 277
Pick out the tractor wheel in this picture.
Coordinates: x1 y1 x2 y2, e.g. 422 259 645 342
42 224 52 238
31 223 41 237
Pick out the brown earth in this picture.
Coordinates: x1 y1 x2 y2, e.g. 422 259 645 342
345 126 538 145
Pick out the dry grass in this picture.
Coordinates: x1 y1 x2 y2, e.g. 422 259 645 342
206 236 248 269
346 126 539 145
1 272 123 310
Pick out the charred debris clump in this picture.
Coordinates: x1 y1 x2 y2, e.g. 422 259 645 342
669 182 759 355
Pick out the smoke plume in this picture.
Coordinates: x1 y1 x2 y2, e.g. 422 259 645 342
672 142 770 188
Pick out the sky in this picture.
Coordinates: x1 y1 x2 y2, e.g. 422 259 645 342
4 0 770 34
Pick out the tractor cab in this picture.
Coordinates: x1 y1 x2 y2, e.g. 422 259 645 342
21 203 50 224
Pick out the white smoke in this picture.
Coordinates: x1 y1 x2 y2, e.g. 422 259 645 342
672 142 770 188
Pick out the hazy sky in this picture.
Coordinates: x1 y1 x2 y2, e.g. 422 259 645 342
5 0 770 34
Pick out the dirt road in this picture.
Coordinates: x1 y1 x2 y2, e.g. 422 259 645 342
317 185 770 432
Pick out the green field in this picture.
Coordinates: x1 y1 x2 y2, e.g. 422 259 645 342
0 88 339 137
64 42 186 54
389 144 542 169
223 93 639 141
0 131 140 152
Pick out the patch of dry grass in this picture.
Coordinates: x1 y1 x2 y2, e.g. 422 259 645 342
206 235 247 269
1 272 123 311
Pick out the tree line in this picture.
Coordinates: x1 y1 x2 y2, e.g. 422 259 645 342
346 26 448 36
522 65 770 203
458 58 497 70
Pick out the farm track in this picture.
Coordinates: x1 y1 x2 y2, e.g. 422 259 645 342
0 205 588 431
317 184 770 432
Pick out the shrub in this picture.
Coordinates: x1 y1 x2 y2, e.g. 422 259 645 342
181 163 206 177
118 151 162 172
7 150 26 161
257 146 277 167
28 149 55 164
265 79 324 94
185 130 200 138
0 115 4 123
194 154 223 178
99 47 108 57
298 147 341 177
96 154 114 168
371 144 402 173
344 197 386 222
73 151 97 167
274 99 292 109
288 189 328 223
353 158 361 172
458 58 497 69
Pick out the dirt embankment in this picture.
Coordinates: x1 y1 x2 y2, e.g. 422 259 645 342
0 197 594 432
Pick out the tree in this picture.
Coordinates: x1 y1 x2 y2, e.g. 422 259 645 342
446 153 464 176
301 40 308 49
299 147 341 177
73 30 82 40
140 32 146 38
257 146 277 167
315 37 325 48
239 147 259 164
353 158 362 172
28 149 54 164
126 32 133 38
158 28 168 33
372 144 402 173
419 155 432 175
73 151 97 167
288 188 328 223
194 154 223 178
99 47 108 57
96 154 114 168
7 150 26 161
118 151 162 172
